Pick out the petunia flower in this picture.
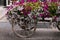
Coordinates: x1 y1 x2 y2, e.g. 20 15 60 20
20 0 24 3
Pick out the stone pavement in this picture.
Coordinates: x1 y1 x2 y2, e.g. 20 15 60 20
0 22 60 40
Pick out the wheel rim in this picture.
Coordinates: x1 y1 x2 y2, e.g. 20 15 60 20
50 22 57 28
12 18 36 38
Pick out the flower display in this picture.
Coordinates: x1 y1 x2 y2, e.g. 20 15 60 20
24 2 41 11
6 0 60 38
6 0 59 34
7 1 58 21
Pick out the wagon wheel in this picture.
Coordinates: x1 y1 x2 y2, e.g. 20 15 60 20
50 21 57 28
11 17 37 38
50 21 60 31
49 18 57 28
50 17 60 30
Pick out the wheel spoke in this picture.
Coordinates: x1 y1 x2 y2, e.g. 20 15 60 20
11 16 36 38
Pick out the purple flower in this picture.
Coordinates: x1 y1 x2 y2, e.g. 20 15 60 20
39 14 44 17
27 0 31 2
19 2 24 5
51 0 57 2
44 12 50 17
43 6 48 13
44 0 47 3
23 11 30 15
6 5 13 10
32 0 38 2
44 3 48 9
27 0 38 2
14 2 20 5
6 6 10 10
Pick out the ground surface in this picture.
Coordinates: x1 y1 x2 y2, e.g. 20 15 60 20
0 6 60 40
0 22 60 40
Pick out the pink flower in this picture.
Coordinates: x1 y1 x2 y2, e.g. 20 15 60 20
20 0 24 3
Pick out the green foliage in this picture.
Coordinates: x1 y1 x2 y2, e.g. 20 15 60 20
48 2 58 16
9 11 12 15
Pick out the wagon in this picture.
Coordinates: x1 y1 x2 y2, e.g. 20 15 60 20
1 1 60 38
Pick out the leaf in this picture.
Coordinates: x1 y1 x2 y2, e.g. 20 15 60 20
48 2 58 16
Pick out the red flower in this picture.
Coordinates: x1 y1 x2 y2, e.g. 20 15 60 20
25 6 32 11
22 9 30 15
